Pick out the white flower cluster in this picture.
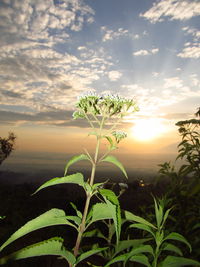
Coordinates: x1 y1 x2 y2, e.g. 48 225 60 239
73 92 139 120
112 130 127 143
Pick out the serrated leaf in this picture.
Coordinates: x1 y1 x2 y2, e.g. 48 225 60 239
99 189 121 244
160 256 200 267
100 155 128 178
161 243 183 256
64 154 90 175
124 210 157 229
164 232 192 252
33 173 85 195
0 209 74 251
76 247 108 264
0 237 76 265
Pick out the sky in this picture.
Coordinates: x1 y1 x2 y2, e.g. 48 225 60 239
0 0 200 176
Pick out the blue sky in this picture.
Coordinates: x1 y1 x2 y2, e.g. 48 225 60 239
0 0 200 157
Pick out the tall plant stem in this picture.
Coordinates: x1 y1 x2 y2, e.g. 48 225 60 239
72 115 105 261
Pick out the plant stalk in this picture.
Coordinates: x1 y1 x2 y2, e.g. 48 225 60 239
72 115 105 262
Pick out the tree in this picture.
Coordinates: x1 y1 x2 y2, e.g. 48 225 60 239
0 132 16 165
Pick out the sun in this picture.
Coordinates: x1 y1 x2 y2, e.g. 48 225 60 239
132 118 166 142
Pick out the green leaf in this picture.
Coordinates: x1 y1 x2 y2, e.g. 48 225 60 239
154 198 163 229
99 189 119 206
129 254 151 267
105 253 151 267
92 182 105 190
70 202 82 219
64 154 91 175
161 208 172 228
100 155 128 178
126 245 154 259
188 182 200 196
124 210 157 229
104 135 114 146
76 247 108 264
114 239 150 257
0 237 76 265
87 203 113 225
104 254 126 267
99 189 121 244
65 216 81 227
83 229 107 241
129 223 155 238
33 173 85 195
164 232 192 252
160 256 200 267
0 209 74 251
192 223 200 231
161 243 183 256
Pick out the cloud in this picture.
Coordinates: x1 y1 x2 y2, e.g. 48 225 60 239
140 0 200 23
133 48 159 56
177 26 200 58
164 77 183 88
0 108 130 129
177 46 200 58
182 27 200 41
0 108 89 128
101 26 129 42
190 74 200 86
121 76 200 116
0 0 94 43
108 71 122 81
0 1 116 114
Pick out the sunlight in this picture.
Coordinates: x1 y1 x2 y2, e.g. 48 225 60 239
132 118 166 142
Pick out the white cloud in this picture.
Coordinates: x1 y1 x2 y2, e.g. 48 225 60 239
177 46 200 58
0 0 104 114
108 71 122 81
133 50 149 56
151 48 159 54
178 26 200 58
77 46 87 51
0 0 95 45
101 26 129 42
164 77 183 88
152 72 159 77
133 48 159 56
140 0 200 23
190 74 200 87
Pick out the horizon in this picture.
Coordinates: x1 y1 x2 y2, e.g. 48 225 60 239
0 0 200 180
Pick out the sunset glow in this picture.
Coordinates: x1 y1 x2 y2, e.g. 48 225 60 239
132 119 167 142
0 0 199 171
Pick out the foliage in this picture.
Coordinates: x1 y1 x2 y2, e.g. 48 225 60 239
157 108 200 260
0 93 138 266
0 132 16 165
105 198 200 267
0 96 199 266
